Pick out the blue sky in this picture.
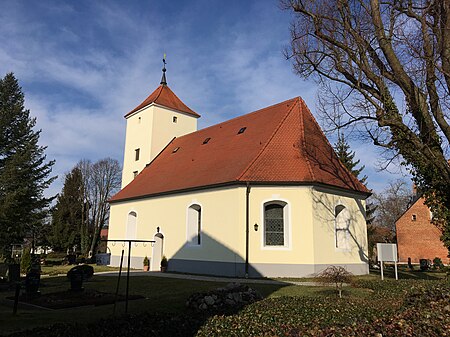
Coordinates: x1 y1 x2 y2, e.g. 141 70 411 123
0 0 409 197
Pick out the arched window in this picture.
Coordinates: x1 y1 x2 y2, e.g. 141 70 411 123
187 204 201 245
126 211 137 240
264 201 287 246
335 205 350 249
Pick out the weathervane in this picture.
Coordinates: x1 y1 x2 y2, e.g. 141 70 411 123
160 53 167 86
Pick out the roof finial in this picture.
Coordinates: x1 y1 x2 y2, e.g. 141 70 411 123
160 53 167 86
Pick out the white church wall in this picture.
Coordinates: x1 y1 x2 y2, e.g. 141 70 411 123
310 186 369 275
108 186 245 270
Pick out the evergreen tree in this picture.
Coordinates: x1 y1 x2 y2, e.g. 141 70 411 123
0 73 56 258
334 133 367 185
50 167 84 252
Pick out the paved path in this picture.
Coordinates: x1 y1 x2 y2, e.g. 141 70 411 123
94 270 323 286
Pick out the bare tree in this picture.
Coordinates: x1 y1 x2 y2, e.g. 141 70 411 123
77 158 121 257
372 179 413 234
315 266 353 298
282 0 450 250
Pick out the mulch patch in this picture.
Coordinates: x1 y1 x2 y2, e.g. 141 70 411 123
7 289 144 309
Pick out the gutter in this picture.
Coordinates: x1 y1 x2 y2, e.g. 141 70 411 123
245 182 251 278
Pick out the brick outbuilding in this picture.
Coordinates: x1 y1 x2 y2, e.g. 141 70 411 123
396 197 449 264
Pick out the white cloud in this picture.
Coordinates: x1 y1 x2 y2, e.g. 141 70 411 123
0 0 404 198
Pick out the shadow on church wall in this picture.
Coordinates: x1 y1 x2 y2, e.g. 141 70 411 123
311 188 369 265
168 232 264 278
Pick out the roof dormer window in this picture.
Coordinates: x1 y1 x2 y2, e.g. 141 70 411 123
203 137 211 144
172 147 180 153
238 127 247 134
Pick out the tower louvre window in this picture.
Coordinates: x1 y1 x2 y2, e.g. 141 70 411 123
238 127 247 134
135 148 140 161
173 116 178 123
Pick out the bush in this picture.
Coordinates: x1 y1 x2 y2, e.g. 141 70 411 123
314 265 353 298
433 257 444 270
46 252 67 259
20 248 32 274
160 256 168 268
143 256 149 267
66 264 94 281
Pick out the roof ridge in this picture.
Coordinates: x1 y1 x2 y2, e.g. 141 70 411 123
237 98 300 181
153 84 164 102
175 97 300 141
299 98 369 192
299 99 315 181
125 84 199 118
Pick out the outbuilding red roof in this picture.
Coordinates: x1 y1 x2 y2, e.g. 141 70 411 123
125 84 200 118
111 97 369 202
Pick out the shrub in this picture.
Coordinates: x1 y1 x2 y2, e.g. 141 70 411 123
160 256 168 268
46 251 67 259
433 257 444 270
143 256 149 266
20 248 32 274
314 266 353 298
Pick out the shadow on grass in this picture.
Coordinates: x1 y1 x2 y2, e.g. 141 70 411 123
1 273 289 337
369 267 445 280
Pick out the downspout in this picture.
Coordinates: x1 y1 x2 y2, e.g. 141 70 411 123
245 182 251 278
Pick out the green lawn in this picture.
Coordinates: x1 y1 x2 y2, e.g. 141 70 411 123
0 273 369 335
40 264 121 276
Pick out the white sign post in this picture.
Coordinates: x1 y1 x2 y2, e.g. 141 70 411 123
377 243 398 280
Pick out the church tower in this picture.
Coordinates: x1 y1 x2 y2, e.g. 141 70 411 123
121 58 200 187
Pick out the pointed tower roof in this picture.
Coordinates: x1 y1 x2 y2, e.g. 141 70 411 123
125 57 200 118
111 97 370 202
125 85 200 118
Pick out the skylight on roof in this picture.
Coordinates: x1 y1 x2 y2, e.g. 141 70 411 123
172 147 180 153
203 137 211 144
238 127 247 134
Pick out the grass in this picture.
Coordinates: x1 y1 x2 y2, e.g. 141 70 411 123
40 264 121 276
0 267 448 335
0 274 367 335
276 265 448 282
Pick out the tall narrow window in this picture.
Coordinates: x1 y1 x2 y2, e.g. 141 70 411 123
335 205 350 249
264 202 286 246
133 171 138 178
187 204 201 245
173 116 178 123
135 148 140 161
126 211 137 240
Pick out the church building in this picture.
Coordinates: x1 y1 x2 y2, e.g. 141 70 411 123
107 63 371 278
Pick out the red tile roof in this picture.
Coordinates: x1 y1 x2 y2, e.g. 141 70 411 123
111 97 369 202
125 85 200 118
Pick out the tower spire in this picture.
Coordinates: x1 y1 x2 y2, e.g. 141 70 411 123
160 54 167 86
